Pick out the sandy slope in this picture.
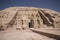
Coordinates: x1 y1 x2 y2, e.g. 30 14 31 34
0 29 56 40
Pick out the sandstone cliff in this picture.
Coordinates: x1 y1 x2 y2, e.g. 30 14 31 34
0 7 60 30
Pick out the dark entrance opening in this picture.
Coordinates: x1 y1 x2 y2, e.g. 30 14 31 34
29 20 34 28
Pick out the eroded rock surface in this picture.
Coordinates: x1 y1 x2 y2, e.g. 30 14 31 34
0 7 60 30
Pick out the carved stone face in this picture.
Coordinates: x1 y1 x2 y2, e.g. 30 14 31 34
21 15 27 20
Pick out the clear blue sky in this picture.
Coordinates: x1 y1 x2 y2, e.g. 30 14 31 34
0 0 60 12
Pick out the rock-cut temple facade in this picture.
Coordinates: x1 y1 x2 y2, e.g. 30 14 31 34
0 7 60 30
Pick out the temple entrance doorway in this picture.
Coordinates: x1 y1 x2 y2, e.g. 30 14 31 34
29 20 34 28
